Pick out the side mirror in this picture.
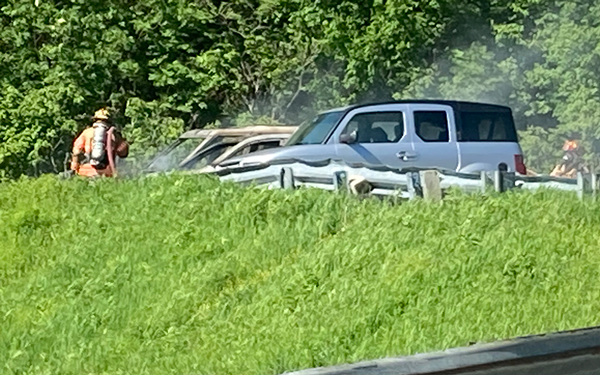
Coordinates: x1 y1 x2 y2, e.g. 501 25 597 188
340 131 357 144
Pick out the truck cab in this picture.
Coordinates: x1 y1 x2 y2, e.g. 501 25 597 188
218 100 526 175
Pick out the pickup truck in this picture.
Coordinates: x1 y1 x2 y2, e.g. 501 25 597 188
217 100 527 174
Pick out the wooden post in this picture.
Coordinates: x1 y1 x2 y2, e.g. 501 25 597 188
592 173 598 199
348 175 373 195
577 171 585 200
420 170 442 202
333 171 348 192
280 167 295 189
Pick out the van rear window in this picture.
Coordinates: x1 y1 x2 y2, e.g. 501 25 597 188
458 111 518 142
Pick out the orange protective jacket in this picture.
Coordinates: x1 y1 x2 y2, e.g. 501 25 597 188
71 126 129 177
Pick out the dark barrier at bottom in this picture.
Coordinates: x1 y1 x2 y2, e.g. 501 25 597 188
282 326 600 375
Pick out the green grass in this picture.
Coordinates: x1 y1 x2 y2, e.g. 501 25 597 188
1 173 600 375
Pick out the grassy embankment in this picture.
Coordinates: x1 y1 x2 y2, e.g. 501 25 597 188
1 174 600 375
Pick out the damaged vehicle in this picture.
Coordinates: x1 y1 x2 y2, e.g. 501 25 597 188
144 125 297 173
180 133 293 173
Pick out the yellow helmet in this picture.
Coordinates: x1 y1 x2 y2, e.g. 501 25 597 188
93 108 110 121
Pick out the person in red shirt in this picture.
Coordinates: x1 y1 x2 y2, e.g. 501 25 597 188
550 139 589 178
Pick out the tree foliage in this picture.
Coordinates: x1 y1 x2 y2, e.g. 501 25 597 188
1 0 597 177
395 0 600 173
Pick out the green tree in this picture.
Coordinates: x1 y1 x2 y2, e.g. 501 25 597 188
3 0 592 178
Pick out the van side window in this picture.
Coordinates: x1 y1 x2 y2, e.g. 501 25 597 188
340 112 404 143
414 111 449 142
458 111 518 142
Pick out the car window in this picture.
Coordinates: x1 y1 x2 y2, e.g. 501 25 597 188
340 112 404 143
414 111 449 142
231 140 282 158
252 140 282 153
147 137 207 171
458 111 518 142
185 143 234 170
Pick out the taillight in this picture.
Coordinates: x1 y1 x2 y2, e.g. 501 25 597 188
514 154 527 175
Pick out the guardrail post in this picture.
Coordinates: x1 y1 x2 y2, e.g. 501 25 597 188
504 171 516 191
420 170 442 202
493 165 515 193
494 170 504 193
577 171 585 200
480 171 491 193
280 167 295 190
407 171 423 200
333 170 348 192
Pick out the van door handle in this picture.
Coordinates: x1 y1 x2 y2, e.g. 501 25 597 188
396 151 417 161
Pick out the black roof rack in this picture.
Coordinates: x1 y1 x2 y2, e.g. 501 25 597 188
346 99 511 112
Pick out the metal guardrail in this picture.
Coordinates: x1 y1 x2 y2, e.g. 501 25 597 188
213 161 600 373
279 326 600 375
213 158 588 199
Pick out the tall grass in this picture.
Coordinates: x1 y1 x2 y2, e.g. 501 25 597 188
1 174 599 375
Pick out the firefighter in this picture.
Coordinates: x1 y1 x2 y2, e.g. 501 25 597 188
549 139 589 178
70 108 129 177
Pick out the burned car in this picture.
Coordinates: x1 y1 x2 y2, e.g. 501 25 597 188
144 125 297 173
182 133 293 173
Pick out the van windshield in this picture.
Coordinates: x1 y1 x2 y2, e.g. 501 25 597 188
287 111 344 146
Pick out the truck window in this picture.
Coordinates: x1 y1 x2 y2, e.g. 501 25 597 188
458 111 518 142
287 111 344 146
414 111 449 142
340 112 404 143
